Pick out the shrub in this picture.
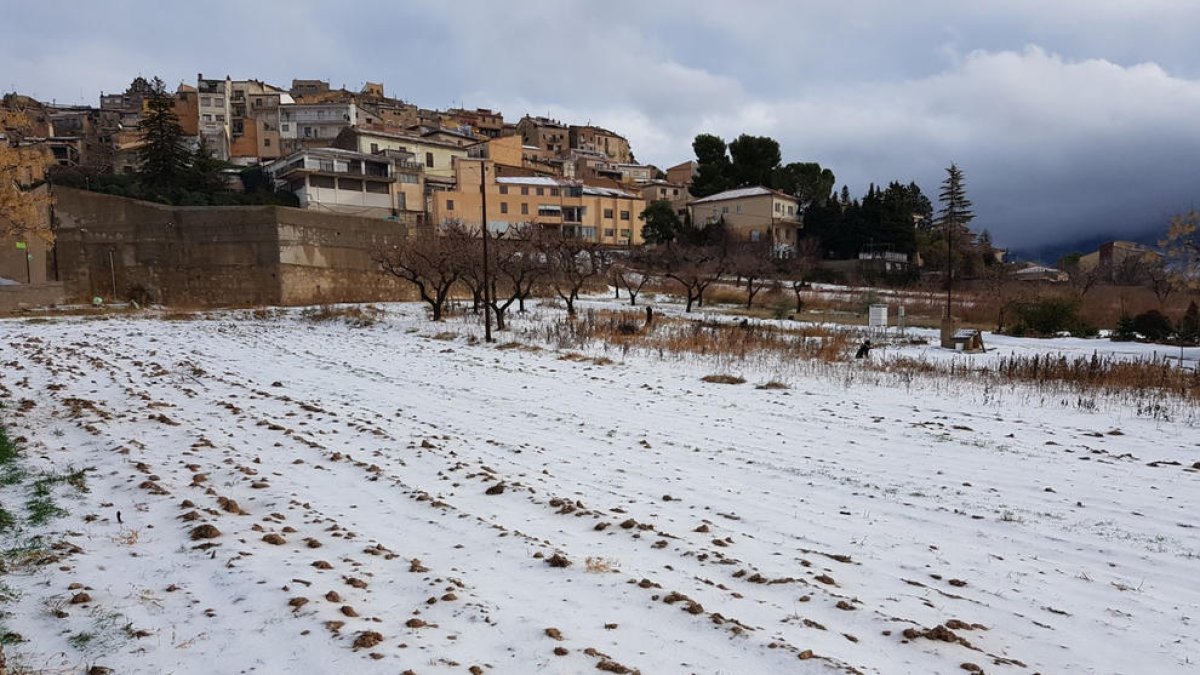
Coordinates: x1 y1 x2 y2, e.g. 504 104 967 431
1111 314 1137 342
1132 310 1174 343
1008 297 1086 337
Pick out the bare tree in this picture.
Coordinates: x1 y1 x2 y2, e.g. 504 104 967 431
373 222 471 321
654 242 728 313
782 236 821 312
546 235 604 316
612 248 655 306
728 242 775 308
1144 258 1177 307
488 223 548 329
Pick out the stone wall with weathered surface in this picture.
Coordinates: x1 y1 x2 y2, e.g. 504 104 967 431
0 282 65 314
275 209 413 305
53 188 414 307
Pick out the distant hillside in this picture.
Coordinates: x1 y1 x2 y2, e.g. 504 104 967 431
1006 223 1163 265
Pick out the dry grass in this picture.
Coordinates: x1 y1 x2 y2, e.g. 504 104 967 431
701 374 746 385
584 556 619 573
302 304 383 327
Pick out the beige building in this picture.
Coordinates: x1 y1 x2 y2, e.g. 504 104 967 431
516 116 569 156
688 186 802 249
265 147 423 221
666 160 697 187
429 158 646 246
640 180 691 217
332 127 468 185
569 125 632 163
228 80 293 162
1078 240 1162 274
197 74 232 159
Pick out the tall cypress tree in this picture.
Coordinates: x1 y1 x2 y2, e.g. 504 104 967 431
137 77 189 195
936 163 975 316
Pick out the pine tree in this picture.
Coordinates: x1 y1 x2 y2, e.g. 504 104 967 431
137 77 189 195
936 163 975 317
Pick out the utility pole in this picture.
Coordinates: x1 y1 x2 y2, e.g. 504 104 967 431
945 218 952 319
479 161 493 342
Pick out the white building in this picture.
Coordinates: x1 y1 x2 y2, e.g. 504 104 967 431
265 147 422 220
197 74 232 159
278 102 359 153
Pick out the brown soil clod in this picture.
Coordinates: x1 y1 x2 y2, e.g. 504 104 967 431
547 552 571 568
189 524 221 540
353 631 383 649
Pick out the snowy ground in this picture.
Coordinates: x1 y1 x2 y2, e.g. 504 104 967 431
1 301 1197 674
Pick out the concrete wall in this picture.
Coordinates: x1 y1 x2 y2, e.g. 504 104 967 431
0 282 65 313
53 187 414 307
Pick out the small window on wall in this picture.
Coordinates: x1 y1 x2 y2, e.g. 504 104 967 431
499 185 508 195
603 208 614 219
604 229 615 238
447 199 455 210
426 152 434 167
521 203 529 215
620 211 630 220
500 202 508 214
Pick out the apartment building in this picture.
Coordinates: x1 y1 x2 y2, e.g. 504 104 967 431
428 158 646 246
445 107 504 138
228 80 293 161
516 115 569 156
569 125 632 163
665 160 697 187
279 101 358 154
639 180 691 217
264 147 423 221
197 74 232 159
332 126 467 184
688 186 802 249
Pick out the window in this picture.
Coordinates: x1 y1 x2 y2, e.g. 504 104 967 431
620 229 631 238
264 138 271 147
603 208 614 219
521 186 529 196
750 230 761 242
536 187 545 196
500 202 508 214
281 123 289 131
447 199 455 210
722 206 729 214
310 175 335 189
338 178 363 191
521 203 529 215
787 205 794 215
216 114 225 122
736 205 742 214
214 96 224 106
673 189 679 196
370 143 379 154
425 152 434 167
604 228 615 238
775 203 782 213
620 210 630 220
365 181 389 194
200 96 212 107
499 185 508 195
550 188 559 197
202 113 213 122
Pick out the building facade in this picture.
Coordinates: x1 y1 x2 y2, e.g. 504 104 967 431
429 158 646 246
688 186 802 249
265 147 423 221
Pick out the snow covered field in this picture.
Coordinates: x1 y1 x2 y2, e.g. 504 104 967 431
1 301 1197 674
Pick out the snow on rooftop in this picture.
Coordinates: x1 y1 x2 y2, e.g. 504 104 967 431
495 176 567 187
690 186 786 203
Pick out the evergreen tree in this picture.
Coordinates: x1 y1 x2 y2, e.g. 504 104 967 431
187 138 227 194
1179 300 1200 345
935 163 975 315
727 134 781 188
137 77 190 194
639 200 682 245
689 134 731 198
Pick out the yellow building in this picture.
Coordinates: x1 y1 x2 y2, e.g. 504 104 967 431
332 127 468 185
430 158 646 246
688 186 802 249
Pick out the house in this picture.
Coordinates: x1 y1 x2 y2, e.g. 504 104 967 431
228 80 293 162
568 125 632 163
1011 264 1068 283
331 126 468 186
688 186 802 250
278 101 359 154
639 180 691 217
445 108 505 139
516 116 569 156
1078 240 1162 278
428 158 646 246
665 160 697 187
264 147 423 222
197 74 233 159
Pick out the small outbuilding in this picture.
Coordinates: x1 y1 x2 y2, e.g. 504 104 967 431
951 328 986 353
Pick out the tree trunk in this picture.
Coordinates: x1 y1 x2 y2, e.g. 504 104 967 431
493 305 507 330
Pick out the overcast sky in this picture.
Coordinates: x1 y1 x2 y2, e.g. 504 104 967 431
5 0 1200 254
